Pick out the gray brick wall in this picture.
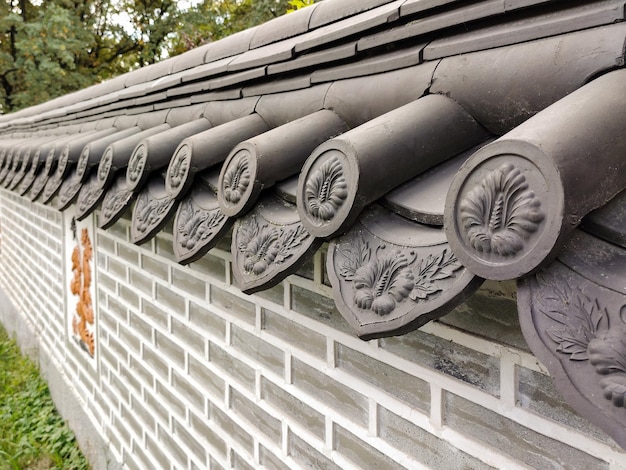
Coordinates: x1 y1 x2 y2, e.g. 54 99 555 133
0 190 625 469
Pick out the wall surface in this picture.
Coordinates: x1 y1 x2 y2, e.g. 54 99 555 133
0 189 624 469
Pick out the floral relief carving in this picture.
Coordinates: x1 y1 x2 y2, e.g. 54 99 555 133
536 272 626 408
78 183 103 213
70 227 95 356
168 144 190 191
102 187 132 219
176 199 225 250
305 156 348 222
127 143 146 184
135 192 172 233
223 153 250 204
97 149 113 184
460 163 545 256
237 215 310 276
337 236 462 316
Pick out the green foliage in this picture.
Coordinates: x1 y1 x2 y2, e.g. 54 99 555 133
0 325 88 470
0 0 320 113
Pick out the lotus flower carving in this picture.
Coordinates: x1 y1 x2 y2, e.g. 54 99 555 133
460 163 544 256
305 156 348 222
223 153 250 204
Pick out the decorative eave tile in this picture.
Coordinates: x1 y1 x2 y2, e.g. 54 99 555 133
172 171 231 264
232 189 321 294
518 229 626 449
327 204 483 340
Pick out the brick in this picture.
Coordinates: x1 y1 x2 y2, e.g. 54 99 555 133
109 413 131 450
157 423 188 468
380 329 500 396
378 406 492 469
119 284 140 310
518 367 608 442
294 255 314 280
211 404 254 454
336 343 430 412
155 331 185 370
173 417 208 464
107 332 129 364
107 296 129 324
118 322 141 356
209 455 226 470
107 372 130 406
155 233 177 262
131 394 156 435
172 318 206 357
142 344 169 382
188 254 226 282
97 232 116 253
262 308 325 359
145 432 171 469
117 242 140 266
259 445 290 470
121 402 145 443
210 286 255 324
142 299 169 329
189 302 226 340
172 266 206 300
118 360 142 395
209 342 256 393
231 388 282 445
106 220 128 242
440 280 529 351
156 283 186 315
231 325 283 377
156 379 186 421
129 268 153 296
292 358 368 427
254 283 283 306
232 451 255 470
334 423 403 470
189 355 225 402
190 410 227 459
290 285 350 334
100 307 119 334
142 253 169 279
261 377 325 439
288 431 340 470
96 252 107 269
129 310 153 343
129 355 154 389
445 392 609 470
98 271 117 294
172 370 205 413
144 387 170 426
107 256 128 281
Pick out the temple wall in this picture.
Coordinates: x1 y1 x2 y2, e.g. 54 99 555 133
0 188 623 469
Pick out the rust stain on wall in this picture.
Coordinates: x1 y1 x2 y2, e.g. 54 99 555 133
70 227 95 356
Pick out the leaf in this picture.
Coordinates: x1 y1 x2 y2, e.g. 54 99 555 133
410 249 461 302
336 236 370 281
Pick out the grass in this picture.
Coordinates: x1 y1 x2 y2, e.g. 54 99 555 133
0 325 88 470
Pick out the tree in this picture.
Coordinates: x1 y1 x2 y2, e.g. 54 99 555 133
0 0 319 114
